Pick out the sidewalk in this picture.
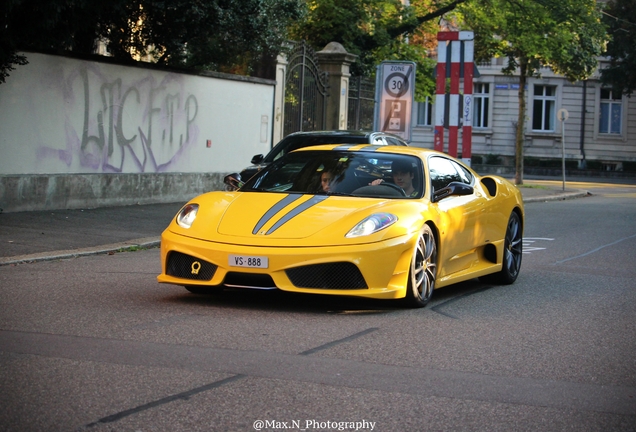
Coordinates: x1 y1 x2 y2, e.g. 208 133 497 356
0 182 588 266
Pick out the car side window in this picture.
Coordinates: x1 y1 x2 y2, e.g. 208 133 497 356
385 137 402 146
429 156 462 193
455 162 474 184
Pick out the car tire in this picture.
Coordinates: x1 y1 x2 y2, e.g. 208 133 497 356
404 224 437 308
480 211 522 285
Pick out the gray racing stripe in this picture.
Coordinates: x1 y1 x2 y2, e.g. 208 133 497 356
252 194 303 235
357 145 383 151
265 195 329 235
333 145 355 150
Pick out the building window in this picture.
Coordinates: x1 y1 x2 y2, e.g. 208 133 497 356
532 85 556 132
473 83 490 128
600 89 622 134
417 97 433 126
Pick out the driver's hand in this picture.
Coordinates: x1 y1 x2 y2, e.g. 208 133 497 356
369 179 383 186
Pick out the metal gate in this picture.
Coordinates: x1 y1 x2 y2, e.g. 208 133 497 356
347 75 376 130
284 41 329 136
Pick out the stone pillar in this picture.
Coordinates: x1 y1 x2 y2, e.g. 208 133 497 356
272 52 288 144
316 42 358 130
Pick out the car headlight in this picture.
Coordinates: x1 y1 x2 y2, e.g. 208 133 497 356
176 204 199 229
346 213 397 238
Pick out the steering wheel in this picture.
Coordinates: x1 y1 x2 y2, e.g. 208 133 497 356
377 182 406 196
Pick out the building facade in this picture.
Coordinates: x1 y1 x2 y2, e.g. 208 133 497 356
410 58 636 172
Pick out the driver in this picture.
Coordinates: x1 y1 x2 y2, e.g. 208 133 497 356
370 160 418 197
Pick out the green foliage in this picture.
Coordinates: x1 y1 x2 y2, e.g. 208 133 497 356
459 0 607 184
484 154 502 165
524 157 577 169
622 162 636 173
290 0 458 100
289 0 407 75
0 0 305 83
2 0 460 89
460 0 606 81
600 0 636 95
139 0 305 74
373 40 436 102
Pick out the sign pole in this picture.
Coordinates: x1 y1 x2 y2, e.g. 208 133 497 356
557 108 569 191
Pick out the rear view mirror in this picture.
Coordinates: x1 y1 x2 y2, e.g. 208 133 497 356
432 182 474 202
251 154 264 164
224 173 243 191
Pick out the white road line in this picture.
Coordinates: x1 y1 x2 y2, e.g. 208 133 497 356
522 238 553 254
554 233 636 264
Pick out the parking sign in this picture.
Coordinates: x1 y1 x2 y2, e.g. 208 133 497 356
374 61 416 142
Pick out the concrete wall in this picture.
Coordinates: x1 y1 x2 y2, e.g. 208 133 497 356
0 52 275 212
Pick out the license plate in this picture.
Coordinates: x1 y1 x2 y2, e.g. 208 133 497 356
229 254 269 269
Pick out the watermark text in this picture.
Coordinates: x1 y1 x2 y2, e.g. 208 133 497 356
253 419 376 431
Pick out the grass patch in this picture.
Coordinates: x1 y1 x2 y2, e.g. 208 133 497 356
517 184 550 190
116 245 145 253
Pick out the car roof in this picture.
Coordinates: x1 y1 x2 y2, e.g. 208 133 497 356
285 130 406 140
293 143 437 158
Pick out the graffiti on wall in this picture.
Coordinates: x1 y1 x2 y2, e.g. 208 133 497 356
40 63 199 173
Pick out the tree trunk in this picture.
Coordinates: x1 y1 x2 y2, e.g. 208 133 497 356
514 59 528 185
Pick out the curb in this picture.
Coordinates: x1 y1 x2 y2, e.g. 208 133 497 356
0 237 160 266
0 190 589 266
523 189 590 203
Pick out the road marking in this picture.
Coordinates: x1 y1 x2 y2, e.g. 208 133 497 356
5 330 634 416
555 233 636 264
85 375 245 428
523 237 554 254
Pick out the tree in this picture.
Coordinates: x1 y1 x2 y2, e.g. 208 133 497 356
289 0 406 75
0 0 305 84
135 0 305 76
289 0 464 101
460 0 607 185
1 0 136 82
600 0 636 95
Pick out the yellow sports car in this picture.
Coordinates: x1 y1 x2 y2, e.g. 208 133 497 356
157 145 524 307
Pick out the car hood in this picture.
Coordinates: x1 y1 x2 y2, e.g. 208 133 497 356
169 191 424 247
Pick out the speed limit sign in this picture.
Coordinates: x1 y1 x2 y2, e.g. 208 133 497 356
384 72 410 98
375 61 416 141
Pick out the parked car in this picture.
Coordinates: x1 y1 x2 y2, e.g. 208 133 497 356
158 145 524 308
238 130 408 184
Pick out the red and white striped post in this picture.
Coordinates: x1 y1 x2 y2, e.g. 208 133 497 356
434 36 447 153
435 31 474 165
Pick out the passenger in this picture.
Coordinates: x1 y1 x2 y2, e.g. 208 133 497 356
319 170 334 193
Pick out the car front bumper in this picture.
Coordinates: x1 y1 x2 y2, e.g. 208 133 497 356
157 228 417 300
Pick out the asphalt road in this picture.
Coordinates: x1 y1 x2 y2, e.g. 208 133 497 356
0 183 635 431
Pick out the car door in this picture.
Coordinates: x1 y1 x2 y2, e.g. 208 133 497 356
428 156 488 278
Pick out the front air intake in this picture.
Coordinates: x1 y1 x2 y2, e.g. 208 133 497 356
166 251 217 281
286 262 368 289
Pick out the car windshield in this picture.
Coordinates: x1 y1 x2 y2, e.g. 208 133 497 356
242 150 424 199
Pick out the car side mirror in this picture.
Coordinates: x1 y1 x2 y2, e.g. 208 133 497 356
432 182 474 202
224 173 243 191
251 154 264 164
